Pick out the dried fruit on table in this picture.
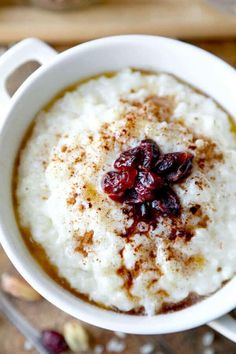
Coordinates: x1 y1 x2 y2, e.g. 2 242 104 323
42 330 68 354
64 320 90 352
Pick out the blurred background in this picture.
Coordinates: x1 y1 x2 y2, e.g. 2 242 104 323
1 0 236 353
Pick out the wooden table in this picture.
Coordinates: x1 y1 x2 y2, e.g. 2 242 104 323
1 39 236 353
1 0 236 44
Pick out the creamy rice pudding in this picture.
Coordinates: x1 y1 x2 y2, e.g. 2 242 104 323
15 69 236 315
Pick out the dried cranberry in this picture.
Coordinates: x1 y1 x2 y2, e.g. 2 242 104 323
135 186 155 202
154 153 178 173
154 152 193 182
136 171 163 190
133 171 163 202
109 193 124 203
114 147 141 170
41 330 68 354
152 188 180 216
139 139 160 170
166 152 193 182
102 137 194 232
124 189 144 204
102 169 137 195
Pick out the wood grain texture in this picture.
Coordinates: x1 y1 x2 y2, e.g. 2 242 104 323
1 39 236 353
1 0 236 44
191 39 236 67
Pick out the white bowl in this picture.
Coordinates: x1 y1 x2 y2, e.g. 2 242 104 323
0 35 236 335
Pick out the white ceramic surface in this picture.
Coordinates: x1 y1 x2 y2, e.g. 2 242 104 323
0 36 236 337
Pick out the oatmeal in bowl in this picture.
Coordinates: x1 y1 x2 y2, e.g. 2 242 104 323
15 68 236 316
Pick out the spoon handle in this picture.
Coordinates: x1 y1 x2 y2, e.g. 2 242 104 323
0 290 49 354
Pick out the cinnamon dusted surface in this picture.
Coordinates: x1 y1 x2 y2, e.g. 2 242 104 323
15 69 236 316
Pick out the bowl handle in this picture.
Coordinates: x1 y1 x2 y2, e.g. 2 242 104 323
209 314 236 343
0 38 57 115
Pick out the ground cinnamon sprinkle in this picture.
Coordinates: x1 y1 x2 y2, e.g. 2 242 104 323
66 192 78 206
197 215 210 228
194 138 224 171
117 235 162 298
156 289 169 297
78 204 85 212
144 95 175 122
189 204 201 215
73 151 86 164
74 230 94 257
61 145 67 152
121 95 175 123
117 266 133 290
99 95 174 155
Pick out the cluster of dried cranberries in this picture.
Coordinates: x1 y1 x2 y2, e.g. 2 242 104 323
102 139 193 222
